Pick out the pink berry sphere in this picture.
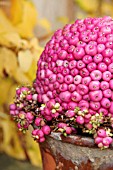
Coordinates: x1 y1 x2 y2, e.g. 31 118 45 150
35 16 113 116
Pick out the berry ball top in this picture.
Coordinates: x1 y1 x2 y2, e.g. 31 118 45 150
35 16 113 116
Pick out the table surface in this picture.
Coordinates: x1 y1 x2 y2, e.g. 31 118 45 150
0 153 42 170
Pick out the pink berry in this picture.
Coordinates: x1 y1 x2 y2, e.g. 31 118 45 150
97 129 106 138
73 47 85 60
98 108 108 116
68 84 76 92
53 82 60 89
10 104 16 110
76 60 86 70
10 110 15 115
67 53 74 61
89 90 102 102
104 137 112 144
97 44 105 53
39 137 45 143
47 91 53 99
26 94 32 100
78 100 89 109
101 98 111 108
102 48 113 58
16 88 21 95
76 116 84 124
42 125 51 135
93 54 103 63
71 91 82 102
32 129 39 136
103 57 111 65
26 112 34 122
63 60 69 67
66 110 75 118
68 102 77 110
88 109 96 115
37 129 44 138
57 66 63 72
48 84 54 91
87 62 97 72
64 75 74 84
59 83 68 92
97 37 107 44
17 123 22 129
85 123 92 130
89 81 100 91
102 71 112 82
74 75 82 85
21 87 29 93
42 94 49 103
82 76 91 86
80 68 89 77
57 73 64 83
90 101 100 110
100 81 109 90
76 84 88 95
103 89 112 98
69 60 77 69
102 137 110 147
83 94 90 101
97 62 107 72
70 68 79 76
90 70 102 81
49 74 56 83
95 136 103 144
59 91 71 102
58 50 68 60
46 69 53 77
77 41 86 48
85 44 97 56
58 123 67 128
69 35 79 45
32 94 38 101
98 143 103 148
35 118 43 126
82 55 93 64
65 127 72 134
62 68 70 76
68 45 75 54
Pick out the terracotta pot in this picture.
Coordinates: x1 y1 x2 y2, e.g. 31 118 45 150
39 132 113 170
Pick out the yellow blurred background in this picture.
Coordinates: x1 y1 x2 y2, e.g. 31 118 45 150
1 0 113 169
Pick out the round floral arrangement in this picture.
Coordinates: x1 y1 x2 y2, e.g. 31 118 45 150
10 16 113 149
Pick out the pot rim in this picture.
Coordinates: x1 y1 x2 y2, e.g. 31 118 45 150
48 132 113 148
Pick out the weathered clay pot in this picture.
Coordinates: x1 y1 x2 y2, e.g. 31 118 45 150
39 132 113 170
